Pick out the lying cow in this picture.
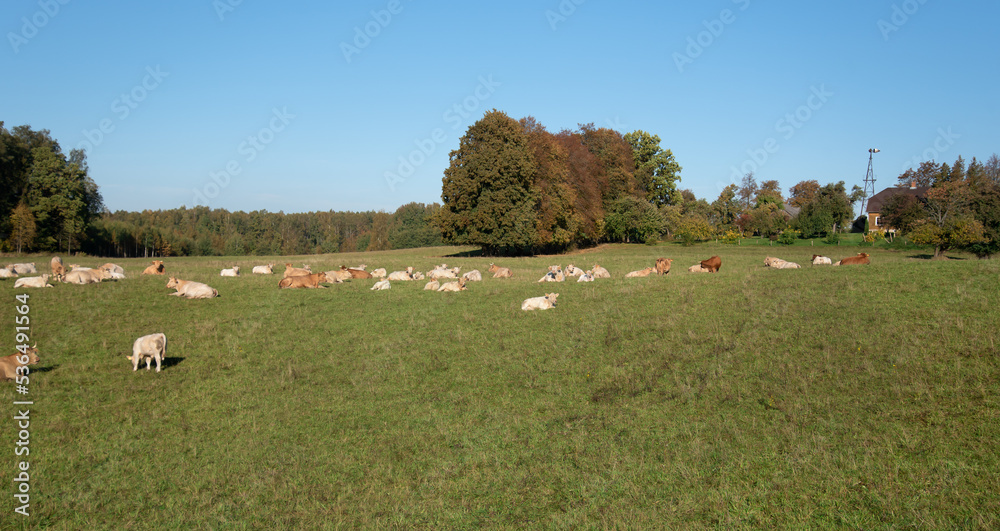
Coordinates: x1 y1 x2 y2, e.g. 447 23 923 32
688 264 712 273
461 270 482 282
142 260 165 275
0 268 16 279
371 268 387 278
51 256 66 281
166 277 219 298
538 266 565 283
278 273 329 289
428 265 460 280
834 253 870 266
763 257 801 269
283 264 312 278
9 263 37 275
324 269 351 283
564 265 584 277
0 345 39 381
14 275 53 288
437 278 467 292
100 263 125 276
521 293 558 311
63 268 112 284
577 271 595 282
655 257 673 275
626 267 655 278
591 265 611 279
387 267 416 281
700 255 722 273
220 266 241 277
128 333 167 372
488 263 513 278
371 279 391 291
811 255 833 266
424 279 440 291
252 264 275 274
341 266 372 279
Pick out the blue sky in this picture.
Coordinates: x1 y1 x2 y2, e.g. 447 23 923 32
3 0 998 215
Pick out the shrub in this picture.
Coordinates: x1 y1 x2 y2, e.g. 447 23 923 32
777 229 799 245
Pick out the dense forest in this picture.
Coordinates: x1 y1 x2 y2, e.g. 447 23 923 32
3 118 999 258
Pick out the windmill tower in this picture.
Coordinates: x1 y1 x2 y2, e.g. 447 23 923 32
859 148 879 219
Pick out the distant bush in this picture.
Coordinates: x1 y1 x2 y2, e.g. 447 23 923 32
777 229 799 245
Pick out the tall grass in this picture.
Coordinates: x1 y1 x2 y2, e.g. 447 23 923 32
2 244 998 528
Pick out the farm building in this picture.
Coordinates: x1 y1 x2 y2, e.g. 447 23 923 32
866 182 929 232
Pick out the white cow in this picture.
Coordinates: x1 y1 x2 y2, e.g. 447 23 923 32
252 264 275 274
564 265 584 277
130 333 167 372
166 277 219 299
220 266 241 277
577 271 594 282
811 255 833 266
371 268 387 278
9 263 37 275
591 265 611 279
387 267 415 281
423 280 440 291
14 275 53 288
0 268 17 279
461 269 482 282
521 293 559 311
63 268 111 284
371 279 391 291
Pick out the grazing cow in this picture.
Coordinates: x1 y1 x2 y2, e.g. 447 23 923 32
811 255 833 266
700 255 722 273
625 267 656 278
437 278 467 292
63 268 112 284
834 253 871 266
387 267 415 281
252 264 275 274
0 345 39 381
370 279 391 291
371 268 387 278
655 257 673 275
278 273 329 289
577 271 595 282
688 264 711 273
521 293 559 311
128 333 167 373
0 268 16 279
324 269 351 283
763 257 801 269
424 279 440 291
564 265 584 277
142 260 165 275
14 275 53 288
10 263 37 275
488 263 513 278
220 266 241 277
166 277 219 298
283 264 312 278
461 269 482 282
50 256 65 280
591 265 611 279
341 266 372 279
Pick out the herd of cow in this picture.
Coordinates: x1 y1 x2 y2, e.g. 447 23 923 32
1 250 872 376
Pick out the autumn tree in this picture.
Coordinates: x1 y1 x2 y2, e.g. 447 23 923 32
755 179 784 209
521 117 581 251
8 203 36 253
738 172 758 210
908 179 986 258
437 110 538 255
624 130 682 207
710 184 740 228
788 180 820 208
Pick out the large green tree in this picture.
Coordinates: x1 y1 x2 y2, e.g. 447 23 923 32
24 146 104 253
436 110 538 255
793 181 863 238
624 130 682 207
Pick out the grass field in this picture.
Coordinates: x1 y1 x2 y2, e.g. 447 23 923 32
2 242 999 528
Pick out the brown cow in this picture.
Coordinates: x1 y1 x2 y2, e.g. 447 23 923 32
142 260 165 275
488 263 513 278
50 256 65 281
278 272 329 289
655 257 673 275
341 265 372 279
0 345 39 381
834 253 870 266
700 255 722 273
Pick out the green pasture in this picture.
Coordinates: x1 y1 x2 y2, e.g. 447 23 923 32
2 243 998 528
